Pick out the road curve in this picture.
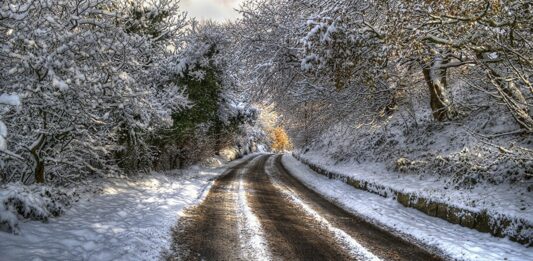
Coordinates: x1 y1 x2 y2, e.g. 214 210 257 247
168 154 444 261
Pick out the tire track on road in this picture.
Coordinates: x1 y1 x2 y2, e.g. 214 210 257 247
245 155 354 260
169 156 258 261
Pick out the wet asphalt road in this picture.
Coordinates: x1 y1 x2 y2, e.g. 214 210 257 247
168 154 443 261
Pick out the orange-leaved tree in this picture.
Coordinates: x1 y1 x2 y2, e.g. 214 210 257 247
270 127 292 152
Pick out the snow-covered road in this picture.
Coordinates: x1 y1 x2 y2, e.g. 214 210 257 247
170 154 441 260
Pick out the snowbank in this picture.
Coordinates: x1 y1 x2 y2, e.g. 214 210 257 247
0 156 253 260
296 151 533 246
283 154 533 261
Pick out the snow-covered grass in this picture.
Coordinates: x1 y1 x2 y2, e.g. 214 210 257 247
283 154 533 261
0 155 253 260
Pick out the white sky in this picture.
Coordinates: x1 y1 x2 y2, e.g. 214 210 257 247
181 0 245 22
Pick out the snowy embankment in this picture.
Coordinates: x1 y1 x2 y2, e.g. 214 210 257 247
295 150 532 246
283 154 533 261
0 156 252 261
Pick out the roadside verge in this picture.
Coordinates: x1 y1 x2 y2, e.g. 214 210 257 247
293 153 532 246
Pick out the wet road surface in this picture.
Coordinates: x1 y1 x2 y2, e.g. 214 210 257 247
169 154 443 261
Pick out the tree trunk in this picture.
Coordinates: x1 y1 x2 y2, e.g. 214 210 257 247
30 134 46 183
423 55 453 121
303 101 309 146
34 160 45 183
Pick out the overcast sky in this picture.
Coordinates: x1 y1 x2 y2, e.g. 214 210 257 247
181 0 244 22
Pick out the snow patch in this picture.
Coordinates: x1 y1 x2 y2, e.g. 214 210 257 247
0 94 21 106
52 77 69 91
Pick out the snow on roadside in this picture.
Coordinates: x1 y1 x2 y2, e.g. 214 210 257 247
283 154 533 261
299 150 532 223
0 156 254 261
265 157 381 261
236 157 271 260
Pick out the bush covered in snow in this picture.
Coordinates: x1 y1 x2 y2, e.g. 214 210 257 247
0 183 79 234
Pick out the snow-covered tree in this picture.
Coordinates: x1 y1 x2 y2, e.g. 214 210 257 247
0 0 189 184
235 0 533 144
